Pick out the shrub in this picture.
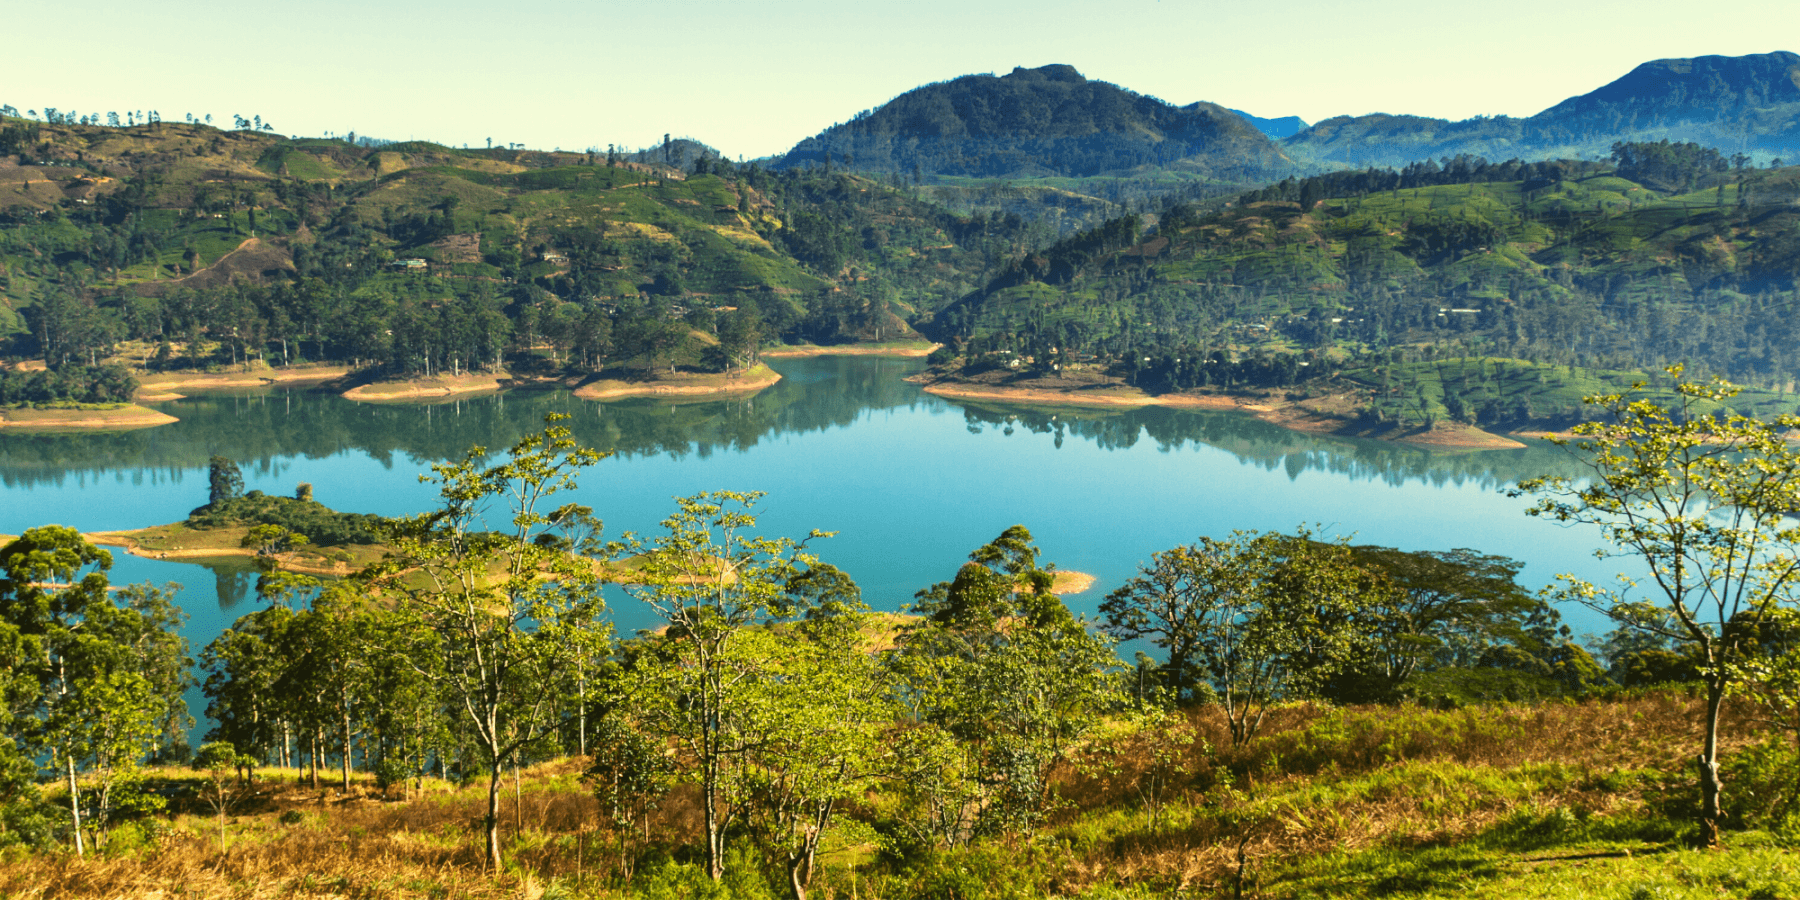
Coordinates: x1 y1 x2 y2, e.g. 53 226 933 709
1724 738 1800 835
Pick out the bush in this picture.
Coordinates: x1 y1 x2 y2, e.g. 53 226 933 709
1724 738 1800 835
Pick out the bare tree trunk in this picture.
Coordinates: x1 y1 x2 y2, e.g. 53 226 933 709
66 758 84 857
341 706 352 792
1699 680 1726 847
704 752 724 880
485 763 504 871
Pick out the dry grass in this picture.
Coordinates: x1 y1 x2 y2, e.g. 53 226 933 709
1050 692 1762 896
0 693 1779 899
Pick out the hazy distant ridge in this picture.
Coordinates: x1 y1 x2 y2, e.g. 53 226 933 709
1287 51 1800 166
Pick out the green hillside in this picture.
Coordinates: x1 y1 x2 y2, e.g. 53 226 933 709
919 146 1800 429
0 117 1027 377
775 64 1292 181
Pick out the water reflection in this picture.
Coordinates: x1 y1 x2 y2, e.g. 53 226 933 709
950 399 1589 490
0 356 1586 492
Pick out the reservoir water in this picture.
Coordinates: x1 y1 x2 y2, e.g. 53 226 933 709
0 355 1624 736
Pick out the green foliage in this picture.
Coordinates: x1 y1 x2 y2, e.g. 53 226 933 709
1516 366 1800 845
0 528 190 856
892 526 1123 844
363 414 613 869
205 456 243 506
0 365 136 407
187 492 383 547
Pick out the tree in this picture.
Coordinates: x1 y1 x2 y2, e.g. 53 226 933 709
207 456 244 505
585 711 674 884
362 415 613 870
1335 545 1541 701
1515 366 1800 846
201 606 296 772
191 741 250 851
621 491 842 883
890 526 1121 841
0 529 190 856
1105 529 1370 747
739 606 892 900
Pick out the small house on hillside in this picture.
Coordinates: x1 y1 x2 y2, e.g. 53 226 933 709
392 258 428 270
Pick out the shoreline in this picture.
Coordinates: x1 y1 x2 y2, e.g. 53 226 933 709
0 404 180 431
1048 570 1096 596
761 342 939 359
914 376 1530 450
573 364 781 400
136 365 353 401
343 373 509 402
84 531 359 577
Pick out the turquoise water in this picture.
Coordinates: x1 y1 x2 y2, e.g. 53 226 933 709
0 355 1625 736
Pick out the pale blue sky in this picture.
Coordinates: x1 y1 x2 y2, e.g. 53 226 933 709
10 0 1798 158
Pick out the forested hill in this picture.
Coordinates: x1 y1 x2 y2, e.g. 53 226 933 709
930 144 1800 421
773 64 1293 180
0 116 1037 375
1286 51 1800 168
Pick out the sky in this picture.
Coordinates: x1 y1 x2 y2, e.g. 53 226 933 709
9 0 1799 160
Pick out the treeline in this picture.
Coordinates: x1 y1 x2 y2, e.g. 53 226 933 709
1237 155 1610 208
0 363 136 406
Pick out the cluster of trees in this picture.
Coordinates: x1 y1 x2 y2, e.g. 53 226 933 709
0 529 191 854
1236 155 1609 209
0 364 136 406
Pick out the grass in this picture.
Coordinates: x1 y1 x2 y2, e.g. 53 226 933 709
6 692 1788 899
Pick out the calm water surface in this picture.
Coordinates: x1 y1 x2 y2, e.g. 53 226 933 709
0 356 1626 736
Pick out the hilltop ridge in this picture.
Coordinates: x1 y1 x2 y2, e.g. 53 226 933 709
1286 51 1800 167
774 64 1292 180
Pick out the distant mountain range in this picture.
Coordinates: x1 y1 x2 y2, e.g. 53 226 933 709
773 53 1800 182
1284 51 1800 167
1230 110 1309 139
772 64 1291 180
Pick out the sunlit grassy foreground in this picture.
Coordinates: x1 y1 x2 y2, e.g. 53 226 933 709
4 691 1794 900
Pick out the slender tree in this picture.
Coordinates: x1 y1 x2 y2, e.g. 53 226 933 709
1515 366 1800 846
362 415 613 869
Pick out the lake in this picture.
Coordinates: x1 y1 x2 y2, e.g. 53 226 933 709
0 355 1625 737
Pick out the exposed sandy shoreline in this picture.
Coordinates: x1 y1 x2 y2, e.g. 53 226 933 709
761 343 939 359
0 404 180 431
136 365 352 397
573 364 781 400
343 373 509 402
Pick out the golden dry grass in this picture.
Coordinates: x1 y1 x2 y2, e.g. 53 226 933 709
0 693 1777 899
